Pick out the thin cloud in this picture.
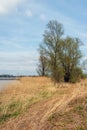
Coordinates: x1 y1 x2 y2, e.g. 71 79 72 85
0 0 25 14
0 51 38 75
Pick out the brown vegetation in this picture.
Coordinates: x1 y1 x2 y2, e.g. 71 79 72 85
0 77 87 130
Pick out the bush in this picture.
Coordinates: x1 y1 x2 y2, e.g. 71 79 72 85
70 67 83 83
51 67 64 83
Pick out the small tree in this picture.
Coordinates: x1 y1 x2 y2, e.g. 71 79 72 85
37 45 48 76
70 67 83 83
58 37 82 82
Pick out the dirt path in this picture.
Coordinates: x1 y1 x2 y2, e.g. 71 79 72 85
0 92 72 130
0 95 62 130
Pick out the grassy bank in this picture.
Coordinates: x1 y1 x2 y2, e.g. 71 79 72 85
0 77 57 124
0 77 87 130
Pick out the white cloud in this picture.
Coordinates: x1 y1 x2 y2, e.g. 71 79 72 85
25 10 33 17
0 0 24 14
0 51 38 75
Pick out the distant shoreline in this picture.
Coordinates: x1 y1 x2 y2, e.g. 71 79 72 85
0 77 20 80
0 78 20 80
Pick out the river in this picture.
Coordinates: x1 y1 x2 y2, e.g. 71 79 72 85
0 80 15 91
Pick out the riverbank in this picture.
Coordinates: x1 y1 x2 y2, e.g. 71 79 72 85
0 77 87 130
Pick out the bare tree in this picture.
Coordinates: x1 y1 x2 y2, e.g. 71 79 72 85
42 20 64 82
37 45 48 76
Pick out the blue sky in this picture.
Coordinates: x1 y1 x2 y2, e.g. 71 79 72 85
0 0 87 75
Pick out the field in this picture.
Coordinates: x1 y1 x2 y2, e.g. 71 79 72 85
0 77 87 130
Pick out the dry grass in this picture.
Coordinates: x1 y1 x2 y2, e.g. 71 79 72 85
0 77 57 124
0 77 56 103
46 80 87 130
0 77 87 130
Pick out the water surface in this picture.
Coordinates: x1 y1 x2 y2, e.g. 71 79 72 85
0 80 14 91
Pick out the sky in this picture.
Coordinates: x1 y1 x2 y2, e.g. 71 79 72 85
0 0 87 75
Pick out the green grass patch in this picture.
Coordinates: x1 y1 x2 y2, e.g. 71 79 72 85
39 91 55 99
0 101 22 124
0 112 20 124
76 126 85 130
0 94 49 124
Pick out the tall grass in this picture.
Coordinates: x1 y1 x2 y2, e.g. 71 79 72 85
0 77 57 124
0 77 87 126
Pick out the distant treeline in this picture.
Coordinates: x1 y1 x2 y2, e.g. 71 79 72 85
0 75 19 80
0 75 38 78
0 75 16 77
